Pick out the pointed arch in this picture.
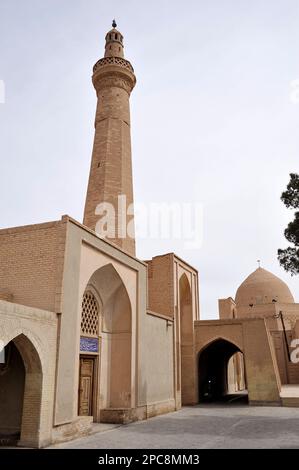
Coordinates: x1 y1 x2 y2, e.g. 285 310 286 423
86 263 132 334
0 333 43 447
198 336 242 356
79 263 132 419
197 337 247 403
3 328 45 369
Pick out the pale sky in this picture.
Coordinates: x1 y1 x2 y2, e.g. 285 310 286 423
0 0 298 318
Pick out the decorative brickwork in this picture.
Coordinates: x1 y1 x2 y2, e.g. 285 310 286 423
80 291 99 337
93 56 134 73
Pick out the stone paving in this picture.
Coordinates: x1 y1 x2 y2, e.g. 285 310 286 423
49 404 299 449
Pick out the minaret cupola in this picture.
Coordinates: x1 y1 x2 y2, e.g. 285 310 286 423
104 20 124 58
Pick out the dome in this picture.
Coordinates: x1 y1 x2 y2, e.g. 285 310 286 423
235 267 294 307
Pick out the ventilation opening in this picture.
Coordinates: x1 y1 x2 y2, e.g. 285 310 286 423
81 291 99 337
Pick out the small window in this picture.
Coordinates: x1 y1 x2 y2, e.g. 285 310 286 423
109 34 111 40
119 47 120 52
115 33 118 40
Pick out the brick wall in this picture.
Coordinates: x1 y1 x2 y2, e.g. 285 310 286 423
146 254 174 318
0 219 67 312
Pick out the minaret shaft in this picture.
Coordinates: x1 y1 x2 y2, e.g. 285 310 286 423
83 25 136 256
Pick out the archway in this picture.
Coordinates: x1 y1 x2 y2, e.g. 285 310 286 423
0 334 42 446
198 338 248 403
79 263 132 419
179 273 194 404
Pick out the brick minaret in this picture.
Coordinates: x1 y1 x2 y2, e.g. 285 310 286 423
83 21 136 255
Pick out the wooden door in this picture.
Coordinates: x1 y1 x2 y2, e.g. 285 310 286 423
78 357 94 416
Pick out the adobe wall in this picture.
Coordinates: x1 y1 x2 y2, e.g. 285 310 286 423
218 297 236 319
242 318 281 404
236 302 299 321
194 318 281 405
142 311 175 417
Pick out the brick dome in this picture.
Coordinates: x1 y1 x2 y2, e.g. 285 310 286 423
235 267 294 307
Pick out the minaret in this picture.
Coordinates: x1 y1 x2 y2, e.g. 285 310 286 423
83 21 136 255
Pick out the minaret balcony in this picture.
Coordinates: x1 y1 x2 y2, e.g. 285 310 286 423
93 57 134 74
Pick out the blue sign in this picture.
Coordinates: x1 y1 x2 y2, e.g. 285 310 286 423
80 337 99 353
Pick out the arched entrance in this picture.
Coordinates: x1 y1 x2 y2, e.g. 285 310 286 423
78 263 132 420
198 338 248 403
0 334 42 446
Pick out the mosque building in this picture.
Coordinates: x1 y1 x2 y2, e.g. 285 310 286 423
0 23 299 448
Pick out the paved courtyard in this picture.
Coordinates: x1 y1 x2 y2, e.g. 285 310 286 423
49 404 299 449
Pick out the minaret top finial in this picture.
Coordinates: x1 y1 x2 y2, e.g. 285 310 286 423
257 259 261 268
112 19 117 28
